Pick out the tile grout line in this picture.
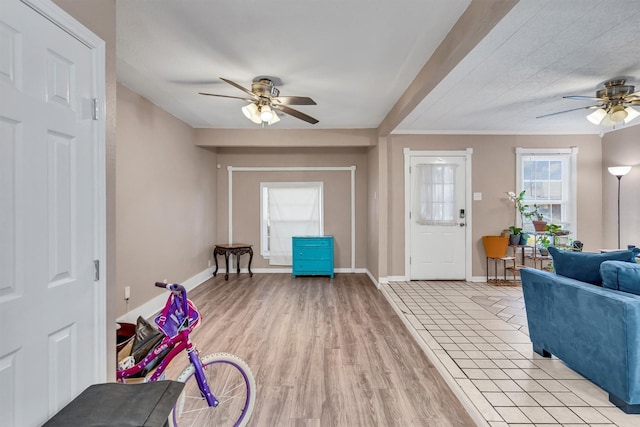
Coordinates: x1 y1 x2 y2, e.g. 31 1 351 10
384 280 635 427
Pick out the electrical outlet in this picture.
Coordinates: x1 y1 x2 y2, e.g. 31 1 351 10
208 259 211 267
124 286 130 300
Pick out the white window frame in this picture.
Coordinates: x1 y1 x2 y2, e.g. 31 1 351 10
260 181 324 259
515 147 578 232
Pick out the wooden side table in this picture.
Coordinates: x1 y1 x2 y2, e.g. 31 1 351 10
213 244 253 280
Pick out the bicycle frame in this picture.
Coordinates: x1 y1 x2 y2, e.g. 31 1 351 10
116 287 219 408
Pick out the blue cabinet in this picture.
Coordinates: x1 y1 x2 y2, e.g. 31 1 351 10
292 236 334 278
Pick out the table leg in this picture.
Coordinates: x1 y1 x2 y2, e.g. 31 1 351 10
213 250 219 277
224 252 230 280
248 248 253 277
236 253 241 275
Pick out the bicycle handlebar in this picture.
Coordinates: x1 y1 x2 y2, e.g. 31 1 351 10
155 282 188 316
155 282 186 292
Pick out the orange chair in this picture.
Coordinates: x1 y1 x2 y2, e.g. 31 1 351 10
482 235 517 285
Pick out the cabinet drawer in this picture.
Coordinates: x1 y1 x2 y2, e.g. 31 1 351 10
294 247 332 260
294 260 333 272
292 237 332 247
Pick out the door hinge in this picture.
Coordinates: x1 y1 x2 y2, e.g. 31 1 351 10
92 98 99 121
94 259 100 281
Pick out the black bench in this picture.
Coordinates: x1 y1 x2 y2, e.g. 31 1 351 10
43 380 184 427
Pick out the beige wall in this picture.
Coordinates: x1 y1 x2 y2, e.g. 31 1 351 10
116 84 217 314
211 146 368 270
386 134 603 278
602 125 640 249
52 0 117 377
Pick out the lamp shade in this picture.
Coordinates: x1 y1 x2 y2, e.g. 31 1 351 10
624 107 640 124
587 108 607 125
267 111 280 125
609 105 628 122
241 103 262 124
608 166 632 177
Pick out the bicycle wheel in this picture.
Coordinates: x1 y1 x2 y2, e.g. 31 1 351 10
172 352 255 427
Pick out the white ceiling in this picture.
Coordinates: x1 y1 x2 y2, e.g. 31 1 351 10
117 0 640 135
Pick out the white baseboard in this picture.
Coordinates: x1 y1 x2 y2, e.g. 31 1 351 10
118 267 215 323
365 269 380 289
243 267 367 275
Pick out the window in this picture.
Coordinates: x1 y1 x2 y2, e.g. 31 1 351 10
260 182 323 265
516 148 577 232
414 163 458 225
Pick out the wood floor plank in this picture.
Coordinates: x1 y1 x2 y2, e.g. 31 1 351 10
172 273 475 426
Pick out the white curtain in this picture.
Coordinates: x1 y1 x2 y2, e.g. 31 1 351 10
415 163 458 225
268 185 322 265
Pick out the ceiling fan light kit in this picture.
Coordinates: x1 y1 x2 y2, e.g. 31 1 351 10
200 77 318 126
241 102 281 125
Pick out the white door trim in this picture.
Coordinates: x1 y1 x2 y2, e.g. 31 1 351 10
22 0 107 381
403 148 473 281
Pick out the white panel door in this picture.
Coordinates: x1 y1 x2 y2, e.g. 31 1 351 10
409 156 467 280
0 1 102 425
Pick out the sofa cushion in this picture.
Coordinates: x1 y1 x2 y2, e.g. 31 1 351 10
548 247 637 285
601 260 640 295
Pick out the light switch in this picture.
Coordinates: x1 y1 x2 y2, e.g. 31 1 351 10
473 192 482 201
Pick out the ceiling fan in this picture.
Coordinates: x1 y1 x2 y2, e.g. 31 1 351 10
537 78 640 126
199 77 319 125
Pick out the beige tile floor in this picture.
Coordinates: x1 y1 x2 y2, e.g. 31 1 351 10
382 280 640 427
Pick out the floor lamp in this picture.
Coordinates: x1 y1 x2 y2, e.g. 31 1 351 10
608 166 632 249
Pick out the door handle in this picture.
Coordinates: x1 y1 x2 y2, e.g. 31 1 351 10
459 222 466 227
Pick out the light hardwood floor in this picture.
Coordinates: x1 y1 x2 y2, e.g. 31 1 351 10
172 273 475 426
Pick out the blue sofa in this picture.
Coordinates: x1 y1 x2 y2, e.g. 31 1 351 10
520 251 640 414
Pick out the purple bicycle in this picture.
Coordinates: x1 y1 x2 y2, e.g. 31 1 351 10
116 282 255 426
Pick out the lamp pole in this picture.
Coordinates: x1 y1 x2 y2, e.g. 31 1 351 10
615 174 622 249
608 166 632 249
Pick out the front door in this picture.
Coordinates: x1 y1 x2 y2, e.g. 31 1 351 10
408 154 468 280
0 1 104 425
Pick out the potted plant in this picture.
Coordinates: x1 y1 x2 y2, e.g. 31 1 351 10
525 204 547 232
538 234 551 256
545 223 562 235
545 223 570 248
506 190 528 244
508 226 522 245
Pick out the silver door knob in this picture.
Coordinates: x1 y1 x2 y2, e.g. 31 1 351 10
459 222 466 227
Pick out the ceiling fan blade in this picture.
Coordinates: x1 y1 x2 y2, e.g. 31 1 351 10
536 105 602 119
626 91 640 99
273 104 319 124
274 96 317 105
198 92 255 102
219 78 258 99
563 95 603 101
